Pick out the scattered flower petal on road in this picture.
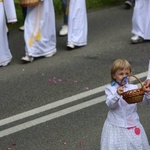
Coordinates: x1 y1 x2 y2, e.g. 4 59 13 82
79 142 84 145
84 86 89 90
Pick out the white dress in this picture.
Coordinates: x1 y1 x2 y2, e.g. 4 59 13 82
0 0 17 66
24 0 56 57
67 0 87 46
100 83 150 150
132 0 150 39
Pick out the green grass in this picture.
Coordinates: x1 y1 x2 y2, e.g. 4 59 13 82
8 0 123 30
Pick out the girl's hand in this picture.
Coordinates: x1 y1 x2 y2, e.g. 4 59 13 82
117 86 124 95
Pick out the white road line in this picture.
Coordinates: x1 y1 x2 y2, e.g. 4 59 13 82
0 95 106 138
0 72 147 127
0 85 107 127
0 72 147 138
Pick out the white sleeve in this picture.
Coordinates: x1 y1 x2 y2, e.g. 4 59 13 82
4 0 17 23
105 86 121 108
147 60 150 79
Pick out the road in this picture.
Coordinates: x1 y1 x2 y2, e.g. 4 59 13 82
0 5 150 150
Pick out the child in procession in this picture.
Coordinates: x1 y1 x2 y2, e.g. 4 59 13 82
100 59 150 150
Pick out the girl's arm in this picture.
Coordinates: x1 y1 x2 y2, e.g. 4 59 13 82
105 86 121 108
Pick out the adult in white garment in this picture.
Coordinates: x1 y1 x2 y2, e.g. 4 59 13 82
131 0 150 43
0 0 17 67
67 0 88 50
143 61 150 92
21 0 57 62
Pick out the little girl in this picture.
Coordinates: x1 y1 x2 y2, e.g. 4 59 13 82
100 59 150 150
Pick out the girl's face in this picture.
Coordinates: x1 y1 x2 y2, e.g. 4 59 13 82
113 68 130 83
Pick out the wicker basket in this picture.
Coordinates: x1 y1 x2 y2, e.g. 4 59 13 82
121 74 144 104
19 0 39 7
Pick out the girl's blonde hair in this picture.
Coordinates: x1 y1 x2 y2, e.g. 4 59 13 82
110 59 132 82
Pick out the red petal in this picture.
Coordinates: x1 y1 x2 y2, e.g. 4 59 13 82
79 142 84 145
12 142 16 146
135 127 140 135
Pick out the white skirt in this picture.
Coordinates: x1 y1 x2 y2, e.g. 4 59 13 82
100 119 150 150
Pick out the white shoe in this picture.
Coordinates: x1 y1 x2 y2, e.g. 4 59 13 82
19 25 24 31
67 43 75 50
131 35 144 44
59 25 68 36
45 51 56 58
0 62 9 67
21 55 34 62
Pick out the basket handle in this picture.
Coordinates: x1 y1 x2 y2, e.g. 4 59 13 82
121 74 144 90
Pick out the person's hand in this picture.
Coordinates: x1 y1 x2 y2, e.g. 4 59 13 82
117 86 124 95
143 79 150 92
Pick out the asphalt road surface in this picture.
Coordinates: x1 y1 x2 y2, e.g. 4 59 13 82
0 5 150 150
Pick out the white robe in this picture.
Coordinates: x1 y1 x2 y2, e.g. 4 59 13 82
147 60 150 79
24 0 56 57
132 0 150 39
0 0 17 66
67 0 87 46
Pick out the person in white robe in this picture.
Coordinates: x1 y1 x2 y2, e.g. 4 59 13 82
67 0 88 49
21 0 56 62
0 0 17 67
131 0 150 43
143 60 150 92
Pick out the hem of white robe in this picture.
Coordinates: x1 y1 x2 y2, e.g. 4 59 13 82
67 41 87 46
26 48 57 57
0 58 12 66
132 30 150 40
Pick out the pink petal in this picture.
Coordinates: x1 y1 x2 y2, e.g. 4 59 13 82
48 79 52 84
53 80 57 83
84 86 89 90
63 141 67 145
79 142 84 145
58 79 62 82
